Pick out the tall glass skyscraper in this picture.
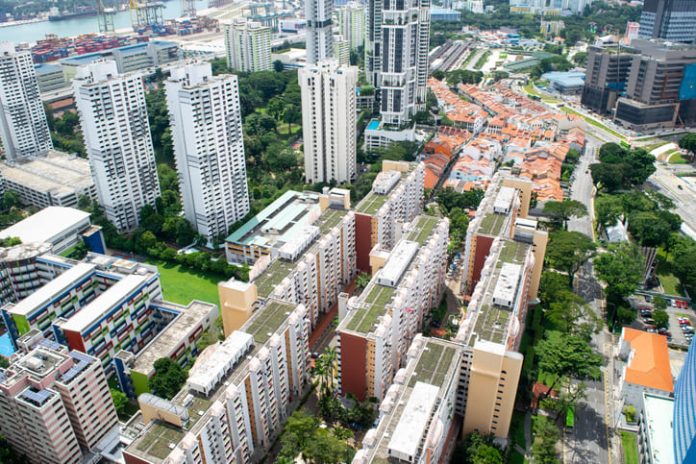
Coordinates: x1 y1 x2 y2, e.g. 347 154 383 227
674 337 696 463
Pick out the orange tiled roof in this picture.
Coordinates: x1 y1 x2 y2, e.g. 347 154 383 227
622 328 674 393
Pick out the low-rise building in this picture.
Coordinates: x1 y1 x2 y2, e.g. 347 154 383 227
110 41 181 74
617 327 674 416
0 150 97 209
0 338 119 464
34 63 67 93
0 206 93 254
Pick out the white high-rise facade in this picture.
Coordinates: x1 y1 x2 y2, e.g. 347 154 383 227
305 0 334 64
299 60 358 184
73 60 160 232
337 2 366 51
0 42 53 162
224 19 272 72
366 0 431 125
166 62 250 246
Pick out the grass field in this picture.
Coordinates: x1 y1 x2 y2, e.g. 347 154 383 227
621 431 638 464
656 249 684 296
146 259 222 307
669 152 689 164
522 82 560 103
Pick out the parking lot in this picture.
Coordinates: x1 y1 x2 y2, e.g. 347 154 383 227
631 294 694 348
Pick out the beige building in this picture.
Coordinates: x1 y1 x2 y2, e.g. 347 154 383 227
0 335 119 464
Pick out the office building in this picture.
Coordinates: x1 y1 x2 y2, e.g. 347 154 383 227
0 150 97 209
220 188 356 332
366 0 430 125
337 2 366 51
73 60 161 232
673 338 696 464
122 300 311 464
0 206 93 254
333 35 351 65
305 0 334 64
225 19 272 72
166 62 250 246
299 60 358 184
114 300 218 398
581 43 638 115
639 0 696 44
638 393 675 464
352 336 462 464
337 215 449 401
614 39 696 130
353 161 425 272
617 328 674 416
0 42 53 162
110 41 182 74
34 63 67 93
0 339 118 464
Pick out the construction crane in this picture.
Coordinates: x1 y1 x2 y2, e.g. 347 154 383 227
96 0 116 33
182 0 196 18
129 0 165 30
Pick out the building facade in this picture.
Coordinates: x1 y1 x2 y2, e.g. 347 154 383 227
0 339 119 464
581 43 637 115
305 0 334 64
337 2 366 51
225 19 272 72
366 0 431 125
639 0 696 44
674 338 696 464
299 60 358 184
166 62 250 246
0 42 53 162
73 60 161 232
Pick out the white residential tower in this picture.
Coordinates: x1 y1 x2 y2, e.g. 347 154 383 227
0 42 53 162
305 0 334 64
166 62 250 246
73 60 161 232
337 2 366 51
299 60 358 184
224 19 272 72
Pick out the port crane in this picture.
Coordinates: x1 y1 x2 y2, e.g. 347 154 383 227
96 0 116 33
182 0 196 18
129 0 165 29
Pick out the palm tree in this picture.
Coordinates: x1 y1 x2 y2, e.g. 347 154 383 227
313 348 338 401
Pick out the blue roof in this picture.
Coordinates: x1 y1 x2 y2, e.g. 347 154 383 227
541 71 585 87
34 63 62 74
61 52 104 66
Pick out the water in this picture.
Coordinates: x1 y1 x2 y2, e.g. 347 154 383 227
0 0 209 44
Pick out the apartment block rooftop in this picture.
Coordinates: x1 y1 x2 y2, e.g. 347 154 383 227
357 337 461 463
124 299 301 463
130 301 218 376
463 238 532 346
354 162 418 216
0 205 90 245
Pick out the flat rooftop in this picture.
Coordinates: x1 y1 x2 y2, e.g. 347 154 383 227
244 300 296 344
344 283 395 334
6 263 96 317
253 257 296 298
225 190 321 248
355 190 391 215
405 215 440 246
132 301 217 375
478 212 507 236
642 393 674 464
0 206 90 245
469 239 531 345
59 274 150 333
0 151 93 198
365 338 461 463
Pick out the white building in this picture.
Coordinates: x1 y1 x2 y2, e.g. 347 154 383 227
225 19 272 72
0 206 91 253
0 42 53 162
166 62 251 246
305 0 334 64
333 35 351 65
73 60 161 232
337 2 366 51
299 60 358 184
366 0 430 125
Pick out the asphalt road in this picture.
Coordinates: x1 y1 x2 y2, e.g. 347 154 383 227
567 137 598 238
648 164 696 237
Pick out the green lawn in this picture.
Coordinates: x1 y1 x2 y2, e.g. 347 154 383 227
669 152 689 164
621 431 638 464
146 259 222 307
656 249 684 296
561 106 625 141
522 82 560 103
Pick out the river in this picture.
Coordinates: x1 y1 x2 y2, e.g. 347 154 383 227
0 0 209 44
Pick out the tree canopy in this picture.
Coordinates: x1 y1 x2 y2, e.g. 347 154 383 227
546 231 596 287
543 199 588 229
150 358 187 400
594 242 644 301
590 144 656 192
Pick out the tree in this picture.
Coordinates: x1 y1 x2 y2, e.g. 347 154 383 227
572 51 588 66
531 415 561 464
150 358 187 400
280 411 319 459
590 163 625 192
304 427 355 464
0 237 21 247
273 60 284 72
679 132 696 157
0 191 20 211
594 242 644 300
595 195 623 229
671 236 696 296
110 388 129 417
536 331 602 396
313 348 338 403
545 290 600 338
459 432 504 464
546 231 596 286
355 272 371 291
627 210 681 247
653 309 669 329
543 199 588 229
